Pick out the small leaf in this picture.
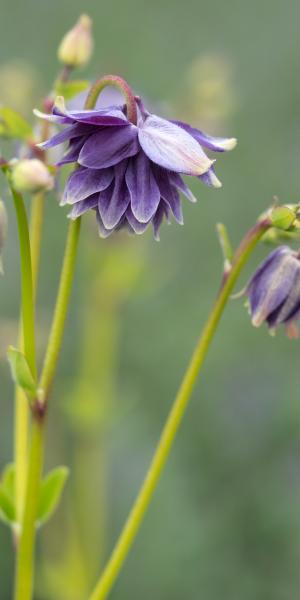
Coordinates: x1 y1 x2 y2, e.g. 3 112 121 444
7 346 37 398
0 486 16 525
37 466 69 526
1 463 15 501
0 107 32 141
54 79 90 100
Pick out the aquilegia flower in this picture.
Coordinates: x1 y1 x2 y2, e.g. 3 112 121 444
36 88 236 239
245 246 300 338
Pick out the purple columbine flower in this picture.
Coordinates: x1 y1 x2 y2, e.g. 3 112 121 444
35 90 236 239
245 246 300 338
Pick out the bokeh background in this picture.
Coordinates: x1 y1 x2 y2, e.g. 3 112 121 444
1 0 300 598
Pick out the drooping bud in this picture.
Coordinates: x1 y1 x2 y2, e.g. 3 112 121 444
57 15 93 68
244 246 300 338
11 159 54 194
0 200 7 275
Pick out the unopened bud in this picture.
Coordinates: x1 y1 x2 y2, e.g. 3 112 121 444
11 159 54 194
57 15 93 68
0 200 7 275
270 205 296 231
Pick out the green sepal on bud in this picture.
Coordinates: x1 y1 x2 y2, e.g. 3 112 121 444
262 204 300 244
7 346 38 399
57 14 93 68
10 159 54 195
0 200 7 275
270 205 297 230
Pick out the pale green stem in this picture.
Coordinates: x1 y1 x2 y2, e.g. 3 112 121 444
39 217 81 396
14 218 81 600
15 192 45 522
88 218 271 600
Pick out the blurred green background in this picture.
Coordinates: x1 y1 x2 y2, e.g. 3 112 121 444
1 0 300 598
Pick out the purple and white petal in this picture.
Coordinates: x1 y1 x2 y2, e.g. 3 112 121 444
79 125 139 169
169 172 197 203
38 123 95 150
125 152 160 222
56 137 86 166
153 201 170 241
172 120 237 152
153 166 183 224
96 210 115 238
267 269 300 326
199 165 222 188
62 167 114 205
68 193 99 218
138 115 213 176
98 161 130 229
248 249 299 327
125 206 150 234
63 107 129 126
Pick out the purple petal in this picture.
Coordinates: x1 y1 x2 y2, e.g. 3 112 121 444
125 206 150 234
68 193 99 218
267 270 300 326
153 166 183 224
152 201 170 241
62 167 114 205
125 152 161 222
56 137 86 166
79 125 139 169
98 161 130 229
96 210 115 238
248 249 299 327
138 115 213 176
169 172 197 203
38 123 95 150
199 165 222 188
63 107 129 126
33 108 73 125
171 120 237 152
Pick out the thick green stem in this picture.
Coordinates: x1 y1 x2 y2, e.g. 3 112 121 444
88 218 271 600
14 218 81 600
39 217 81 396
85 75 137 123
14 417 44 600
15 192 45 521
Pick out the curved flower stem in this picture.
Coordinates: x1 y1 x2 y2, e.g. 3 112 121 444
88 217 271 600
15 192 46 521
85 75 137 124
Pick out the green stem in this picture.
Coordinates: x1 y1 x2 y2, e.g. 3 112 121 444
14 417 44 600
14 218 81 600
88 218 271 600
15 192 46 522
11 190 36 377
39 217 81 396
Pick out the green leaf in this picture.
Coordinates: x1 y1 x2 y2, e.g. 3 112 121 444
0 486 16 525
1 463 15 501
37 467 69 526
54 79 90 100
7 346 37 398
0 107 32 141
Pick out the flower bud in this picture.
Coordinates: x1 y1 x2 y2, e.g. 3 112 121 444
57 15 93 68
245 246 300 338
0 200 7 275
270 205 296 231
11 159 54 194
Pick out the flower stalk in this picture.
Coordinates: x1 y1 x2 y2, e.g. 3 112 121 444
88 216 271 600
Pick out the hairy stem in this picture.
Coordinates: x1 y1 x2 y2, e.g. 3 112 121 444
88 218 271 600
